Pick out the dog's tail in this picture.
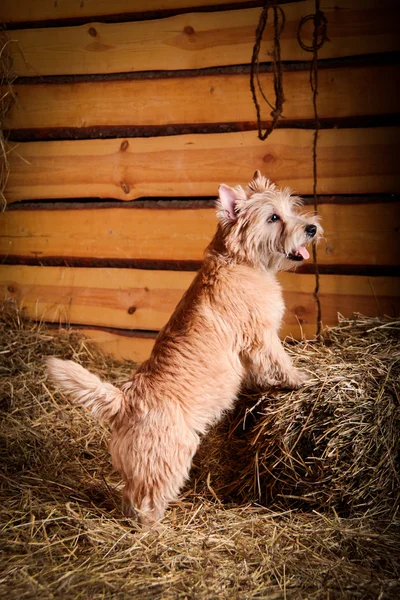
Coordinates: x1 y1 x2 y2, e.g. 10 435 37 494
46 357 126 423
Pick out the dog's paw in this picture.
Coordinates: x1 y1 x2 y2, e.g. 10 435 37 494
286 369 310 389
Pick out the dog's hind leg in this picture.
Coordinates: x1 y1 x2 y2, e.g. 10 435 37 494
117 427 199 528
122 482 167 527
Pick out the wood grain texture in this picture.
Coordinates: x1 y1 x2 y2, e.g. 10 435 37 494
5 64 399 131
77 263 400 363
0 200 399 267
0 0 260 24
1 266 195 331
7 1 400 77
78 328 156 364
5 127 400 202
314 274 400 323
1 266 398 359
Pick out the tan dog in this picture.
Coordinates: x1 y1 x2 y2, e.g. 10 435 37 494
47 172 321 526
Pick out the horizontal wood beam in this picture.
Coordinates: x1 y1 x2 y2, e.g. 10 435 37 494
0 266 195 331
63 327 156 364
2 265 398 359
1 201 399 267
2 264 399 331
6 1 400 77
4 64 399 137
4 128 400 203
1 1 272 27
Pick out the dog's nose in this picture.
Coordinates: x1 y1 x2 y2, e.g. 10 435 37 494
305 224 317 238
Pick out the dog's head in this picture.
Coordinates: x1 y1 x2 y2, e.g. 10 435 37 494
215 171 322 272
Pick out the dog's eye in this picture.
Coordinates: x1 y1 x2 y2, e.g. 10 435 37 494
269 214 280 223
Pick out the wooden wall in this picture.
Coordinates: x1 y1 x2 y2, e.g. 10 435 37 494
0 0 399 362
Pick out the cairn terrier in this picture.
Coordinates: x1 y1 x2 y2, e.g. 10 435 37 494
47 171 321 526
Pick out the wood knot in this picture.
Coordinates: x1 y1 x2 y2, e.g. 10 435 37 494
120 181 130 194
127 306 136 315
295 305 307 316
120 140 129 152
88 27 97 37
263 153 275 164
183 25 195 36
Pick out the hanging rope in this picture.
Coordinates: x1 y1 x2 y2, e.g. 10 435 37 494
251 0 328 339
250 0 286 141
297 0 328 338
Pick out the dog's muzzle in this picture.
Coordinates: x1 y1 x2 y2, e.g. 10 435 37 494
284 224 317 262
286 252 305 262
286 224 317 261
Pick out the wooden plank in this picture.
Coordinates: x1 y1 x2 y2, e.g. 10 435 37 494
77 329 156 364
0 266 195 331
0 197 399 269
6 1 400 77
316 274 400 323
1 265 398 361
5 64 399 131
0 265 319 335
5 127 400 203
0 0 259 24
79 260 400 362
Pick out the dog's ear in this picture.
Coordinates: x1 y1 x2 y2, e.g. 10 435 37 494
217 184 239 222
246 170 269 195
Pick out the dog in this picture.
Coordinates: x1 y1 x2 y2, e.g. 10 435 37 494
47 171 322 527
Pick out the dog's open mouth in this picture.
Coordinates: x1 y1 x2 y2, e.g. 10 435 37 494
286 246 310 262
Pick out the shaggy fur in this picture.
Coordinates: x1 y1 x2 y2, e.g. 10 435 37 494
47 171 322 526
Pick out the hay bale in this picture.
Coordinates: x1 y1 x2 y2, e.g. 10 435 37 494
1 302 399 599
192 315 400 520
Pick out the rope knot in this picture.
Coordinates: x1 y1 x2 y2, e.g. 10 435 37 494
297 10 328 53
270 108 282 119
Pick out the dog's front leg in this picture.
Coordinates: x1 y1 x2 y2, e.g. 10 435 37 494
245 331 308 390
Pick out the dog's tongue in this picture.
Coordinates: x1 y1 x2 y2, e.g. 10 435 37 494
298 246 310 260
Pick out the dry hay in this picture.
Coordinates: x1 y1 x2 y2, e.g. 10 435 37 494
1 302 399 599
193 315 400 521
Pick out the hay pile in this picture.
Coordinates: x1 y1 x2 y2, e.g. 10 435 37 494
1 303 399 599
193 316 400 521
